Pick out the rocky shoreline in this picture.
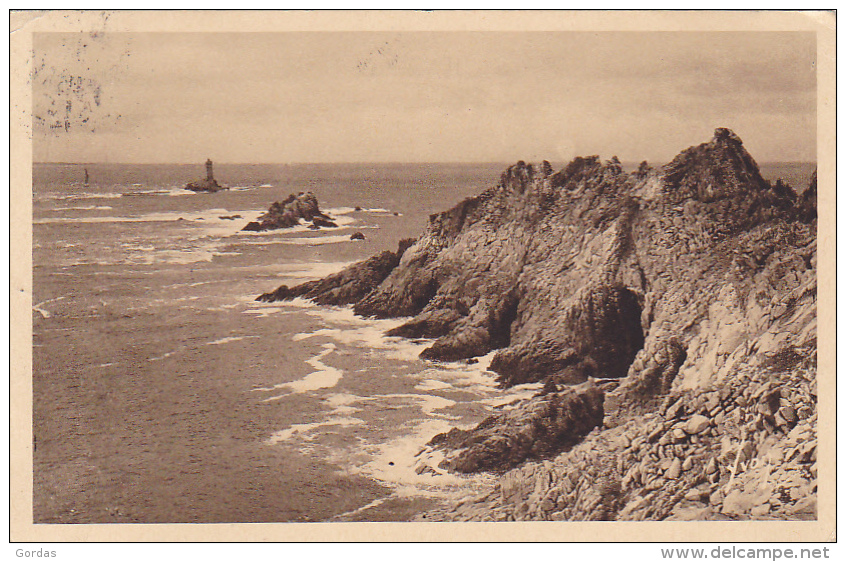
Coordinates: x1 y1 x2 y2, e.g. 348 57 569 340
259 129 817 521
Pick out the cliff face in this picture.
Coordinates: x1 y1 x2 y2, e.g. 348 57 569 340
259 129 817 520
341 129 813 394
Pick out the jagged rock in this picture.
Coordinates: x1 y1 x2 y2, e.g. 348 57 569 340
795 170 817 222
427 382 604 473
312 216 338 228
186 178 223 192
685 415 711 435
243 192 336 232
666 458 682 479
257 238 415 305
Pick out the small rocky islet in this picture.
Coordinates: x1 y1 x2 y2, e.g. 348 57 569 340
258 128 818 521
242 192 339 232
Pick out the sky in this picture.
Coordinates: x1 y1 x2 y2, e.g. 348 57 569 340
32 31 816 164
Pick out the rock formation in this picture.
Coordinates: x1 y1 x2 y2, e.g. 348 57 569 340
257 238 415 305
259 129 817 520
424 381 605 473
186 159 225 192
419 347 817 521
243 192 338 232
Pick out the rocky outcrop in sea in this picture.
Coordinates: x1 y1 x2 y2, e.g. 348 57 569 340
186 159 225 192
243 192 338 232
259 129 817 521
185 178 223 193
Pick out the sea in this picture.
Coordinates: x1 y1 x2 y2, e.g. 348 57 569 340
31 161 816 523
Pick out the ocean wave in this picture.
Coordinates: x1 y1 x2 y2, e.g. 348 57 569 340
330 206 398 216
241 307 284 318
292 306 428 363
36 191 123 201
205 335 259 346
273 262 355 281
270 234 360 246
121 188 194 198
34 208 262 231
267 417 365 444
32 295 66 319
50 205 113 211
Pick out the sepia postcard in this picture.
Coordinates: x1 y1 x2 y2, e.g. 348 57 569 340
9 9 836 543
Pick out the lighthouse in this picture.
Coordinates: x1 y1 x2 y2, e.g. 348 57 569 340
186 159 224 192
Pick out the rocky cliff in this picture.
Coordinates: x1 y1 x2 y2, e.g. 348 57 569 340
259 129 817 520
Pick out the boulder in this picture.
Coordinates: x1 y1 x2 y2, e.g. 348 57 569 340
428 382 604 473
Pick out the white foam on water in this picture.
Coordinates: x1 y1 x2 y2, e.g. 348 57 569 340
120 247 241 266
377 393 456 416
414 379 453 391
357 208 401 216
292 306 429 362
163 279 230 290
149 350 179 362
266 392 372 443
273 261 355 281
33 307 52 319
480 382 544 407
268 234 359 246
262 343 344 398
50 205 113 211
167 188 196 197
237 226 379 246
409 352 501 394
241 307 284 318
32 296 66 319
347 418 493 490
292 324 429 364
37 191 123 201
121 186 196 197
267 417 365 444
274 297 317 308
322 393 370 415
33 208 262 235
330 497 392 521
206 336 259 346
